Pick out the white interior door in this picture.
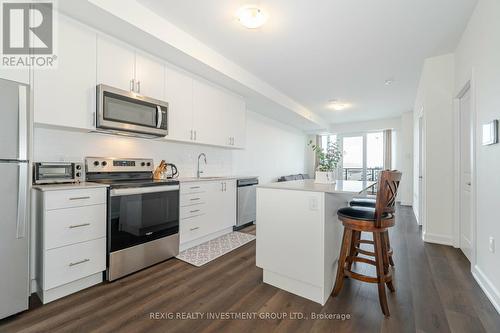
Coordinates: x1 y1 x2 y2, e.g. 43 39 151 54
459 87 473 261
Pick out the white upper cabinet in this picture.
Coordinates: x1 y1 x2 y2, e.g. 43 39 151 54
34 15 96 130
96 35 135 92
165 65 193 141
221 93 246 148
135 52 164 100
193 79 227 146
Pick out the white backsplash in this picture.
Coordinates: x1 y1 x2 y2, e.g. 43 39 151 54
33 111 308 184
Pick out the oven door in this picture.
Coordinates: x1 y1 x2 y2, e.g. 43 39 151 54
96 84 168 137
109 185 179 253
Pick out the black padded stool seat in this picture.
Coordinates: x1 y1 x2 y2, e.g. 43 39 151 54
338 206 391 221
349 197 376 208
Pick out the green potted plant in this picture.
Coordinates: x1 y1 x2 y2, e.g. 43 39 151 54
308 139 342 184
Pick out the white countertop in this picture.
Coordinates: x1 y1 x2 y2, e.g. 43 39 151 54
257 179 376 194
32 182 109 191
177 176 258 183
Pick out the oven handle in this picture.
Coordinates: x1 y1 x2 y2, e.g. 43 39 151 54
110 185 179 197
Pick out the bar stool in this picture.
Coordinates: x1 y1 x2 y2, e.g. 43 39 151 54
332 170 402 316
349 196 395 267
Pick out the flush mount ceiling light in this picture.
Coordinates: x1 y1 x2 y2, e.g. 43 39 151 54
384 78 395 86
236 5 268 29
327 99 351 111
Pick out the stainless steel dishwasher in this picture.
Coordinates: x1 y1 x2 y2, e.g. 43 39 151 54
235 177 259 230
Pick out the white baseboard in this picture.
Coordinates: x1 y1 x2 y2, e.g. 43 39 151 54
472 265 500 314
422 232 454 246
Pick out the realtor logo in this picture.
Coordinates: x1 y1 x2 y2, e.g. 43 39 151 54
1 1 56 68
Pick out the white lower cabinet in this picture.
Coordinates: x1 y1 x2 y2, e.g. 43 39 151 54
34 186 107 304
179 180 237 250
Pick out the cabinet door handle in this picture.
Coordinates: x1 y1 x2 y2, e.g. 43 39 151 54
69 223 91 229
224 182 227 191
194 130 197 141
190 197 201 201
190 130 193 140
130 79 135 92
190 209 200 213
136 80 141 93
190 227 200 231
69 259 90 267
189 186 200 189
69 196 90 201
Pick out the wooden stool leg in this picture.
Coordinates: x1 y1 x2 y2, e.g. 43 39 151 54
374 232 390 316
384 231 395 267
381 231 395 292
346 230 360 270
332 228 352 297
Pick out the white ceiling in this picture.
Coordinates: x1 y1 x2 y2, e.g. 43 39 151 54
138 0 476 124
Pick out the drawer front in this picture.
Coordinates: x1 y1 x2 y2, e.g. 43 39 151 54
45 188 106 210
43 238 106 290
180 182 210 195
180 191 210 207
180 214 209 244
44 204 106 250
180 203 206 220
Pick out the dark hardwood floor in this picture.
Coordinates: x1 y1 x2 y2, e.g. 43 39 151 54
1 206 499 333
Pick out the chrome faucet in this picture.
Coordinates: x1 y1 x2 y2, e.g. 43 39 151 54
197 153 207 178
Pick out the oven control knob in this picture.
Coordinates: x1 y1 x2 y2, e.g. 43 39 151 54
141 162 146 167
93 161 99 166
146 162 151 167
76 172 81 177
102 161 107 167
76 165 82 170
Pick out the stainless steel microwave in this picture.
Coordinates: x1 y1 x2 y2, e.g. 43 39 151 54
96 84 168 138
33 162 84 184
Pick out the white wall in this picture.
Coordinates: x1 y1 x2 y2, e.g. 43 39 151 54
34 110 308 184
398 112 414 205
454 0 500 312
413 54 455 244
329 117 401 134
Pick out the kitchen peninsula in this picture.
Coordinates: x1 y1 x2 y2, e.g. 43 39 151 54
256 179 376 305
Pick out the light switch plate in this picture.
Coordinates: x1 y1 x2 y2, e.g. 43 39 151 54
309 197 319 211
489 237 495 253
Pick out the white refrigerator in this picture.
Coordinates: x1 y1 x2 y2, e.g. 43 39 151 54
0 78 30 319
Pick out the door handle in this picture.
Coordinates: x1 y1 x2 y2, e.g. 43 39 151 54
136 80 141 93
18 85 27 161
16 163 28 239
194 130 197 141
467 182 472 186
130 79 135 92
190 227 200 231
156 106 162 129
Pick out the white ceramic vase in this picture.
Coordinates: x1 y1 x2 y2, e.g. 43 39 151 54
314 171 336 184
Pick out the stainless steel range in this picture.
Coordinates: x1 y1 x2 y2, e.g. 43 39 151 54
86 157 179 281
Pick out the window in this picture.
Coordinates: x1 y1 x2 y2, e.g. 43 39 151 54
319 131 388 182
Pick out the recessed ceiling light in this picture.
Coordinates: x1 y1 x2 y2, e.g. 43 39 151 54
236 6 268 29
327 99 351 111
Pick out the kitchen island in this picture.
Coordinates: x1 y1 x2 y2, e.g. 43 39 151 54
256 179 376 305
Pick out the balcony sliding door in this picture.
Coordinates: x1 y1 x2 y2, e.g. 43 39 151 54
340 131 384 181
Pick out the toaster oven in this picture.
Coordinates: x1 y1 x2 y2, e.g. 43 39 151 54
33 162 84 184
